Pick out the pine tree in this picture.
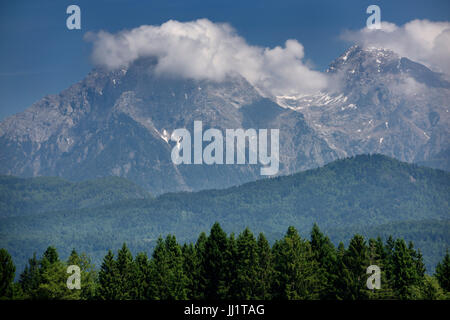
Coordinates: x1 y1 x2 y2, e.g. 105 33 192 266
336 235 370 300
0 248 15 299
203 223 229 299
391 239 417 299
148 235 187 299
19 253 41 299
192 232 207 299
116 243 136 299
255 233 274 299
233 228 259 299
97 250 120 300
67 249 97 299
310 224 337 299
164 235 188 299
181 243 197 299
435 249 450 292
272 226 319 299
408 242 426 282
134 252 150 300
366 238 394 299
37 260 80 300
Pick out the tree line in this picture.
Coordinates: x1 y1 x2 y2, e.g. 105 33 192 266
1 223 449 300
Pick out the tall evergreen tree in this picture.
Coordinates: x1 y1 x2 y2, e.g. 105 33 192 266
116 243 136 299
67 249 97 300
272 226 319 299
0 248 15 299
203 223 230 299
182 243 197 299
192 232 207 300
435 250 450 292
391 239 417 299
255 233 274 300
310 224 337 299
134 252 150 300
97 250 120 300
336 235 370 300
19 253 41 299
233 228 259 299
148 235 187 299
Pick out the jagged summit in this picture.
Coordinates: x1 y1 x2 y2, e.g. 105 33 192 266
0 45 448 194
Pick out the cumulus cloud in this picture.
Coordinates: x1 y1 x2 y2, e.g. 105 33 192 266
342 19 450 75
85 19 327 96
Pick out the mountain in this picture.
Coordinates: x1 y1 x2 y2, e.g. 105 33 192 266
1 154 449 272
277 45 450 170
0 58 336 195
0 46 449 194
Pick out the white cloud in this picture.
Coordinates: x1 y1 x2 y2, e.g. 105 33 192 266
85 19 328 97
342 19 450 75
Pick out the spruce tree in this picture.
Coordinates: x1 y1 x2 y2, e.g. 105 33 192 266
134 252 150 300
391 239 416 299
116 243 136 299
19 253 41 299
203 223 229 299
0 248 15 299
337 235 370 300
310 224 336 299
272 226 319 299
192 232 207 299
164 235 188 299
97 250 120 300
234 228 259 299
435 250 450 292
181 243 197 299
67 249 97 299
255 233 274 299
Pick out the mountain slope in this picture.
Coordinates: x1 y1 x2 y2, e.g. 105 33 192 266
0 175 150 217
1 46 448 194
277 45 450 170
0 58 336 194
1 154 448 272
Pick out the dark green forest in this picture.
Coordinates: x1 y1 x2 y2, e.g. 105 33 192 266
1 224 449 300
1 154 449 275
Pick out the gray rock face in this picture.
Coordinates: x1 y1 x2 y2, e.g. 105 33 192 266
277 45 450 170
0 57 336 194
0 46 448 194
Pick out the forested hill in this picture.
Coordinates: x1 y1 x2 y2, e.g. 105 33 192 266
0 175 151 217
1 154 449 273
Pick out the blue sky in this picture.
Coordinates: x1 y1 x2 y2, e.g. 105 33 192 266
0 0 449 120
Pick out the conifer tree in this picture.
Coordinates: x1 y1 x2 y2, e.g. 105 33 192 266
19 253 41 299
337 235 370 300
182 243 197 299
97 250 120 300
391 239 417 299
116 243 136 299
234 228 259 299
67 249 97 299
310 224 337 299
134 252 150 300
435 250 450 292
255 233 274 300
272 226 319 299
148 235 187 299
0 248 15 299
203 223 229 299
164 235 188 299
192 232 207 299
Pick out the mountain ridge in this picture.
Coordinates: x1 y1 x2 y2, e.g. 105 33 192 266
1 154 449 273
0 46 449 194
